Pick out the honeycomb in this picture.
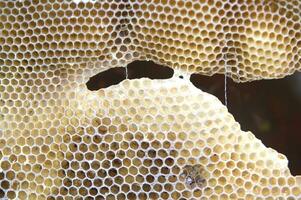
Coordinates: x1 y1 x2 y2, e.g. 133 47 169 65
1 76 301 199
1 0 301 199
0 0 300 82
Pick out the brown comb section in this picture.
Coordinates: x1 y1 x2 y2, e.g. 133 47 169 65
0 0 300 82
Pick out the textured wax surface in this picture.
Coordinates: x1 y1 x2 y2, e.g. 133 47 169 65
0 77 301 199
0 0 301 82
1 0 301 199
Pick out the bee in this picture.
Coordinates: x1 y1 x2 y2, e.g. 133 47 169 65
179 164 206 189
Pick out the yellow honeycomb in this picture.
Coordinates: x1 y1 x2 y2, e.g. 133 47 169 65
1 0 301 199
1 76 301 199
0 0 300 82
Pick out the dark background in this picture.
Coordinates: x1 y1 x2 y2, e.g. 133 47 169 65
87 61 301 175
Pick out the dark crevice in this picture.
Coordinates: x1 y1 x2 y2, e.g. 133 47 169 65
86 67 125 91
190 72 301 176
86 61 174 91
126 60 174 80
